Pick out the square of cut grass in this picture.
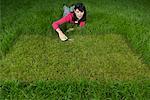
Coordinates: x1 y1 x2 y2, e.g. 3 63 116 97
0 33 149 82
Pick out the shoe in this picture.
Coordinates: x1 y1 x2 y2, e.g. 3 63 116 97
63 5 68 10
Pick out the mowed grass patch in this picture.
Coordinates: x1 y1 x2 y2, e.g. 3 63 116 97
0 33 149 81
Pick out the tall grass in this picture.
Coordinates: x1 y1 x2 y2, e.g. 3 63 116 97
1 79 150 99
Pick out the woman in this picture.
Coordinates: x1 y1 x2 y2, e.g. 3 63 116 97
52 3 86 41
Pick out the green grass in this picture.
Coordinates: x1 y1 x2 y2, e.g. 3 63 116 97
0 33 149 81
0 0 150 99
1 80 150 99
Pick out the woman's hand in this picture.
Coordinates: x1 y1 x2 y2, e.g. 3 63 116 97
56 28 68 41
66 28 74 33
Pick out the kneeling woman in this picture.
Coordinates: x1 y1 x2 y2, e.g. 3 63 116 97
52 3 86 41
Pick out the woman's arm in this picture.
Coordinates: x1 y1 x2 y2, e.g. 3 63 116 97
52 13 72 41
66 21 86 32
52 13 71 30
79 21 85 27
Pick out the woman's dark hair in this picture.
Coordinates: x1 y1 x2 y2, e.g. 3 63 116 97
72 3 86 24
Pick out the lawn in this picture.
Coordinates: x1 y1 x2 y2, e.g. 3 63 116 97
0 0 150 99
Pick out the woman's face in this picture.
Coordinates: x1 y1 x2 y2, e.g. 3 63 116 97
74 9 84 20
